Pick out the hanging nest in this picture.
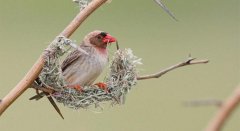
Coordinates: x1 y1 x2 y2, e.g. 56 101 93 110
34 36 141 110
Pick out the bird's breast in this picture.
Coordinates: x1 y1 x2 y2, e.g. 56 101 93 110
63 50 108 86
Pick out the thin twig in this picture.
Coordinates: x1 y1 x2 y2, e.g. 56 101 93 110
137 57 209 80
45 92 65 119
184 99 222 107
0 0 108 116
154 0 178 21
205 85 240 131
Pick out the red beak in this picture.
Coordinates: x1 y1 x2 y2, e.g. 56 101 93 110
102 34 116 43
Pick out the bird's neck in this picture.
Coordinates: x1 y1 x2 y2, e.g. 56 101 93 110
80 43 108 56
95 46 107 55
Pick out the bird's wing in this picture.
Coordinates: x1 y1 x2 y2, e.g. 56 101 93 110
61 49 82 71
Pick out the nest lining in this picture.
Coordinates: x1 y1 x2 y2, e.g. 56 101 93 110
36 36 141 110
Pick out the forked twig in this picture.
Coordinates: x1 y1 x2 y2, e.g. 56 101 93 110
137 57 209 80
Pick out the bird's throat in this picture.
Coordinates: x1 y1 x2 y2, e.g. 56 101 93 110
96 47 107 55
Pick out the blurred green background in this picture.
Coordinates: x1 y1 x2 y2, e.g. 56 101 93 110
0 0 239 131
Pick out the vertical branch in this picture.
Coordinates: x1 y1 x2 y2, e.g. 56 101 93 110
0 57 44 115
205 85 240 131
0 0 108 116
60 0 107 37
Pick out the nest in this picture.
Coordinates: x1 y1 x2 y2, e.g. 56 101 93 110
36 36 141 110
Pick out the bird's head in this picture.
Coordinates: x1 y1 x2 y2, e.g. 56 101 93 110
84 30 116 49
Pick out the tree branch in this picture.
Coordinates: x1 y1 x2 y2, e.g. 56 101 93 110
137 57 209 80
0 0 108 116
205 85 240 131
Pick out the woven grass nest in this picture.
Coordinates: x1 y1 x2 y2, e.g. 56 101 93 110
36 36 141 110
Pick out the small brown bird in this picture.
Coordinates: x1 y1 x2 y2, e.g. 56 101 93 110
61 30 116 91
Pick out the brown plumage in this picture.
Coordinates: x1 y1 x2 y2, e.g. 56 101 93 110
61 30 116 89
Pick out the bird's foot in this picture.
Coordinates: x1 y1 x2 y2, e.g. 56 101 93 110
95 82 109 93
68 85 83 92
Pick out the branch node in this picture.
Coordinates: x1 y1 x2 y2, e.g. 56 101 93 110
186 57 196 64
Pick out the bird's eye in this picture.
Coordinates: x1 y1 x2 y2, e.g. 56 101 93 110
97 35 102 39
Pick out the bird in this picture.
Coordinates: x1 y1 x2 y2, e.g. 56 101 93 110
61 30 116 91
29 30 116 119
